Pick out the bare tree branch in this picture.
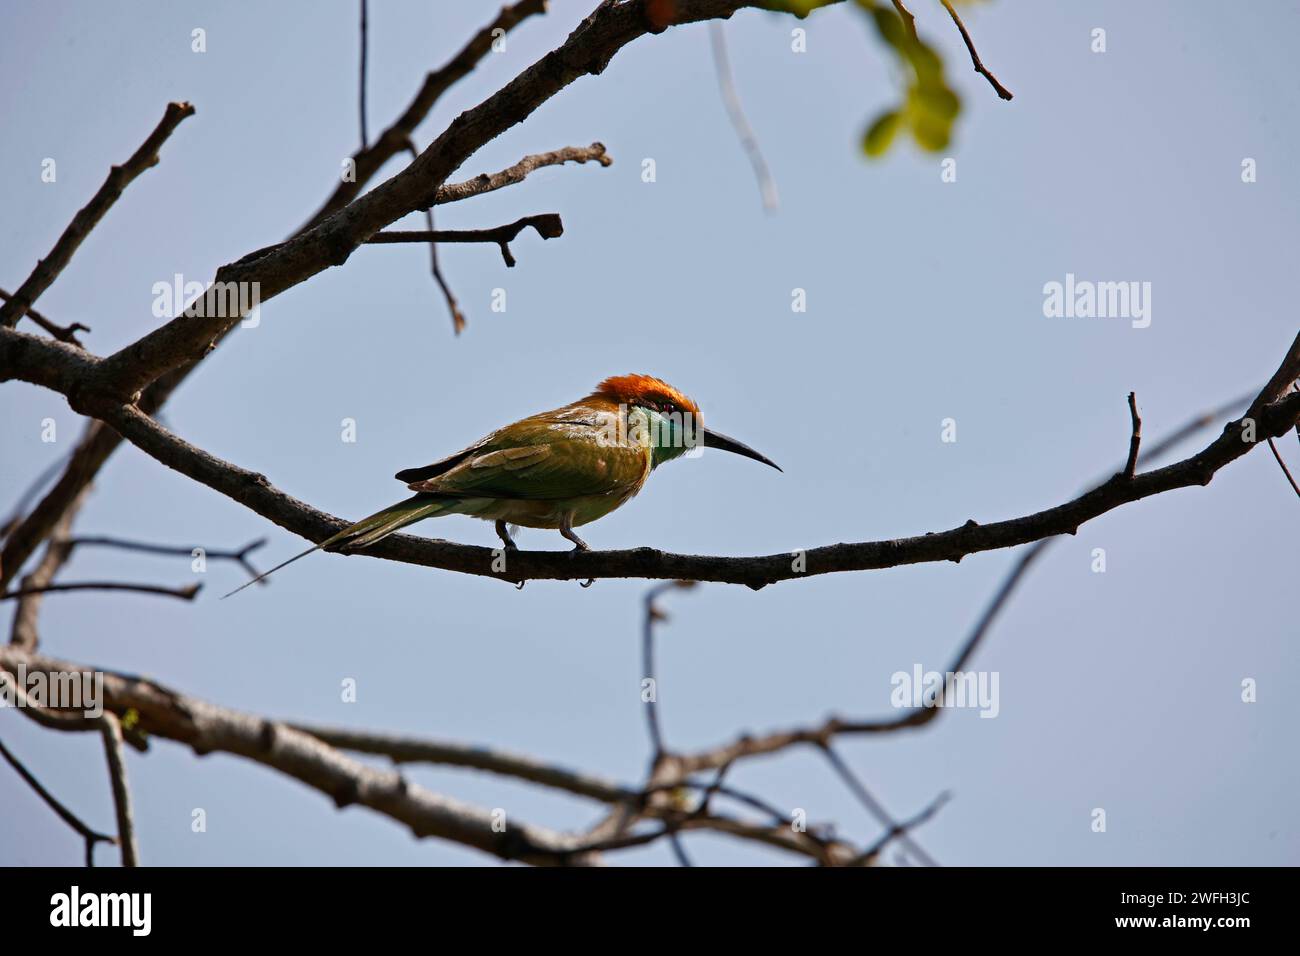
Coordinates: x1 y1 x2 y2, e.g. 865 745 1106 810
302 0 551 231
9 487 88 650
821 742 938 866
297 721 856 863
365 213 564 268
0 734 117 866
709 23 778 211
0 646 604 866
295 583 866 864
294 723 634 803
643 582 695 761
427 215 468 334
1 581 201 602
0 101 195 328
0 289 90 347
0 668 107 737
98 712 138 866
68 533 267 576
1266 437 1300 498
358 0 370 151
1 450 74 542
92 1 794 399
1123 390 1142 480
403 144 466 334
6 323 1298 589
938 0 1013 100
0 411 143 593
851 790 950 866
639 581 700 865
213 146 605 328
432 143 612 206
655 391 1272 780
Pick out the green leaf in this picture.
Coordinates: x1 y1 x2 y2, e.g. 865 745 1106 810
862 110 903 157
861 0 964 156
784 0 966 159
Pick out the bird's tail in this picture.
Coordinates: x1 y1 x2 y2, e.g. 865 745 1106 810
220 494 448 599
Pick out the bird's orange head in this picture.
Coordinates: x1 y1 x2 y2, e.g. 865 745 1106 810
592 374 701 417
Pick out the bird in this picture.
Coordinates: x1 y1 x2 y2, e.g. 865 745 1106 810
222 374 780 597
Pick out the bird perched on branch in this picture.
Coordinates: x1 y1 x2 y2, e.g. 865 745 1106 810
223 374 780 597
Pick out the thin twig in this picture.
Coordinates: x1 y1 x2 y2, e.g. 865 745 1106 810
851 790 950 866
0 289 90 347
667 831 693 866
1123 391 1142 480
427 224 465 333
0 581 201 602
366 214 564 268
359 0 369 150
641 581 697 864
0 101 195 328
820 743 939 866
708 23 778 212
97 713 139 866
432 143 611 206
1 450 75 541
402 142 466 334
10 531 261 650
938 0 1013 101
1266 438 1300 498
10 499 82 650
0 735 117 865
67 534 268 583
0 417 123 593
643 581 696 761
301 0 549 230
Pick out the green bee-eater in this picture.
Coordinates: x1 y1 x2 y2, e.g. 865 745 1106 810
223 375 779 596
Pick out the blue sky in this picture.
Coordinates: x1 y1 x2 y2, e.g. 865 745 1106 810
2 0 1297 865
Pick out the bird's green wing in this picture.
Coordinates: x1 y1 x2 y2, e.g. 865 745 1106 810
403 410 646 501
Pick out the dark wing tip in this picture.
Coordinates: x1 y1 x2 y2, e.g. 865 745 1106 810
393 446 477 485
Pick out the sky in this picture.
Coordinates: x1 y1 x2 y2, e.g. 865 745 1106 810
2 0 1297 866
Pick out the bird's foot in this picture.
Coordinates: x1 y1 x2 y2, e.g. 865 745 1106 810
559 517 591 584
558 515 590 552
495 520 519 552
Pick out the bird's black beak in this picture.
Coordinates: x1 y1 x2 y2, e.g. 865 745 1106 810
701 428 782 472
